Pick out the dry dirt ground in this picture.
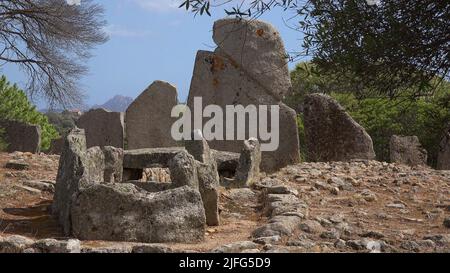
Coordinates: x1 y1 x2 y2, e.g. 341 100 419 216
0 152 449 253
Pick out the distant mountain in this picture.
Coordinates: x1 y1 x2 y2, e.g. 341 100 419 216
91 95 134 112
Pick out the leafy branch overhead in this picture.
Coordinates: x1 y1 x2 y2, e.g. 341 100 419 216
0 0 108 107
180 0 450 99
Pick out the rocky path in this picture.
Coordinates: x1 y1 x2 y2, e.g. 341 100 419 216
0 152 449 253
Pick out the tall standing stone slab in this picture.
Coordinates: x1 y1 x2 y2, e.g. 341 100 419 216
126 81 179 149
52 128 89 235
53 128 124 235
234 138 261 187
390 135 428 166
0 120 41 153
185 131 220 226
76 108 124 148
187 19 300 172
437 126 450 170
303 93 376 162
213 18 292 100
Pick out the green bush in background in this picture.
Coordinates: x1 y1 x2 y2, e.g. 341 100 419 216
0 75 59 151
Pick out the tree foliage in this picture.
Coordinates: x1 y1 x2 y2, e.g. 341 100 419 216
181 0 450 99
0 75 59 150
300 0 450 99
0 0 108 107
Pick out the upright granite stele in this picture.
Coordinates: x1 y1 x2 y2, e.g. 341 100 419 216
390 135 428 166
437 125 450 170
187 18 300 172
75 108 125 148
126 80 179 149
303 93 376 162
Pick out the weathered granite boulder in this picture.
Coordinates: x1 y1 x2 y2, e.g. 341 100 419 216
52 128 89 235
303 93 376 162
168 151 199 189
188 21 300 172
185 131 220 226
437 126 450 170
390 135 428 166
126 81 179 149
0 120 41 153
234 138 261 187
71 184 206 243
48 137 63 155
75 108 125 148
52 128 123 235
213 18 291 100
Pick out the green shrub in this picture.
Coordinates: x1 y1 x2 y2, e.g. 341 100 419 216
0 75 59 151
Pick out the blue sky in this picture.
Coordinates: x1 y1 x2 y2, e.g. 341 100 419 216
1 0 307 108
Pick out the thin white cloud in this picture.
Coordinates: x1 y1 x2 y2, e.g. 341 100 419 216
104 25 152 38
133 0 181 12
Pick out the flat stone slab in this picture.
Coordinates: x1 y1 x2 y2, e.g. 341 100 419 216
123 147 185 169
71 184 206 243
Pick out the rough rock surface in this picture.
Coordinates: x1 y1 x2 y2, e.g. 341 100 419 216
437 126 450 170
48 137 63 155
212 18 291 100
185 133 220 226
71 184 206 243
0 120 41 153
303 93 376 162
212 149 240 178
52 128 89 235
123 147 185 169
187 18 300 172
76 108 125 148
52 129 123 235
167 151 198 189
390 135 428 166
126 81 179 149
1 148 449 253
234 138 261 187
